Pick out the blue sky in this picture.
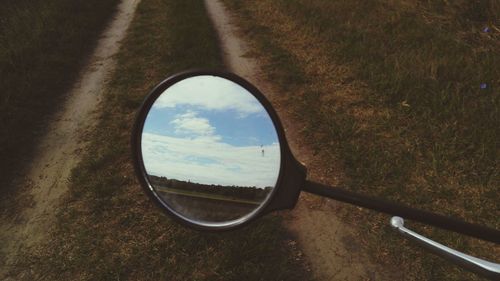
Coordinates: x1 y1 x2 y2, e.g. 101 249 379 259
144 105 277 147
141 75 281 188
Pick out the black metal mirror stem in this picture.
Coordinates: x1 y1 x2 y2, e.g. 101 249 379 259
302 180 500 244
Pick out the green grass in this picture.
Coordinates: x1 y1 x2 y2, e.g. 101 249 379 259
221 0 498 280
0 0 119 205
5 0 313 280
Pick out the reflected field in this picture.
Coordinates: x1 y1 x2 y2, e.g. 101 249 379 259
150 175 272 222
157 189 260 222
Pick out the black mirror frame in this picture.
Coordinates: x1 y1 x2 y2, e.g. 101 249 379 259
131 69 306 231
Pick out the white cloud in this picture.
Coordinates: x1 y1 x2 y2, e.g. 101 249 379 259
141 132 281 188
152 75 262 116
171 111 216 137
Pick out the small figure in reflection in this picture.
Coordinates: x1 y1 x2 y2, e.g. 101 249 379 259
261 144 265 157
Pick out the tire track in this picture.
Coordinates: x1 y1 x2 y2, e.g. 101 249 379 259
0 0 140 278
204 1 400 280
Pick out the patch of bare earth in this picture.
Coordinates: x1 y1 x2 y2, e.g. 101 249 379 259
0 0 139 279
204 1 401 280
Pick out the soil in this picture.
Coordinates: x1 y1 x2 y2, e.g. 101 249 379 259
204 1 400 280
0 0 140 279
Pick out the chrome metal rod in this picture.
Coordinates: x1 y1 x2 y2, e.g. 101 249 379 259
390 217 500 280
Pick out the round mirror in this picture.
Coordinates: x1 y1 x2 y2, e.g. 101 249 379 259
134 71 283 230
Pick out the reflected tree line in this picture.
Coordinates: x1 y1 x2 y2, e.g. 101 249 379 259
149 175 272 202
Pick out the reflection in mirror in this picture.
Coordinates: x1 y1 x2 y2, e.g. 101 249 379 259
141 75 281 225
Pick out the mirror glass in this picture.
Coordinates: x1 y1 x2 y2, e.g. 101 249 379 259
141 75 281 225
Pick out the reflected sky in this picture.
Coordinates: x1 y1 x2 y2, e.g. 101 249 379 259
141 76 281 188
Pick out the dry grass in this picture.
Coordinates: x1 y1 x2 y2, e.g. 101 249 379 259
0 0 119 209
4 0 314 280
221 0 498 280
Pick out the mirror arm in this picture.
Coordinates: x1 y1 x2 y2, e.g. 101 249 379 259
302 180 500 244
390 217 500 280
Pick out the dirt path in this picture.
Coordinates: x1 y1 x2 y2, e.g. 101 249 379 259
204 1 400 280
0 0 139 278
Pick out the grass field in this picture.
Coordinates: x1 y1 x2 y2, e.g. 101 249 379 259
221 0 499 280
0 0 119 206
158 187 262 205
6 0 313 280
